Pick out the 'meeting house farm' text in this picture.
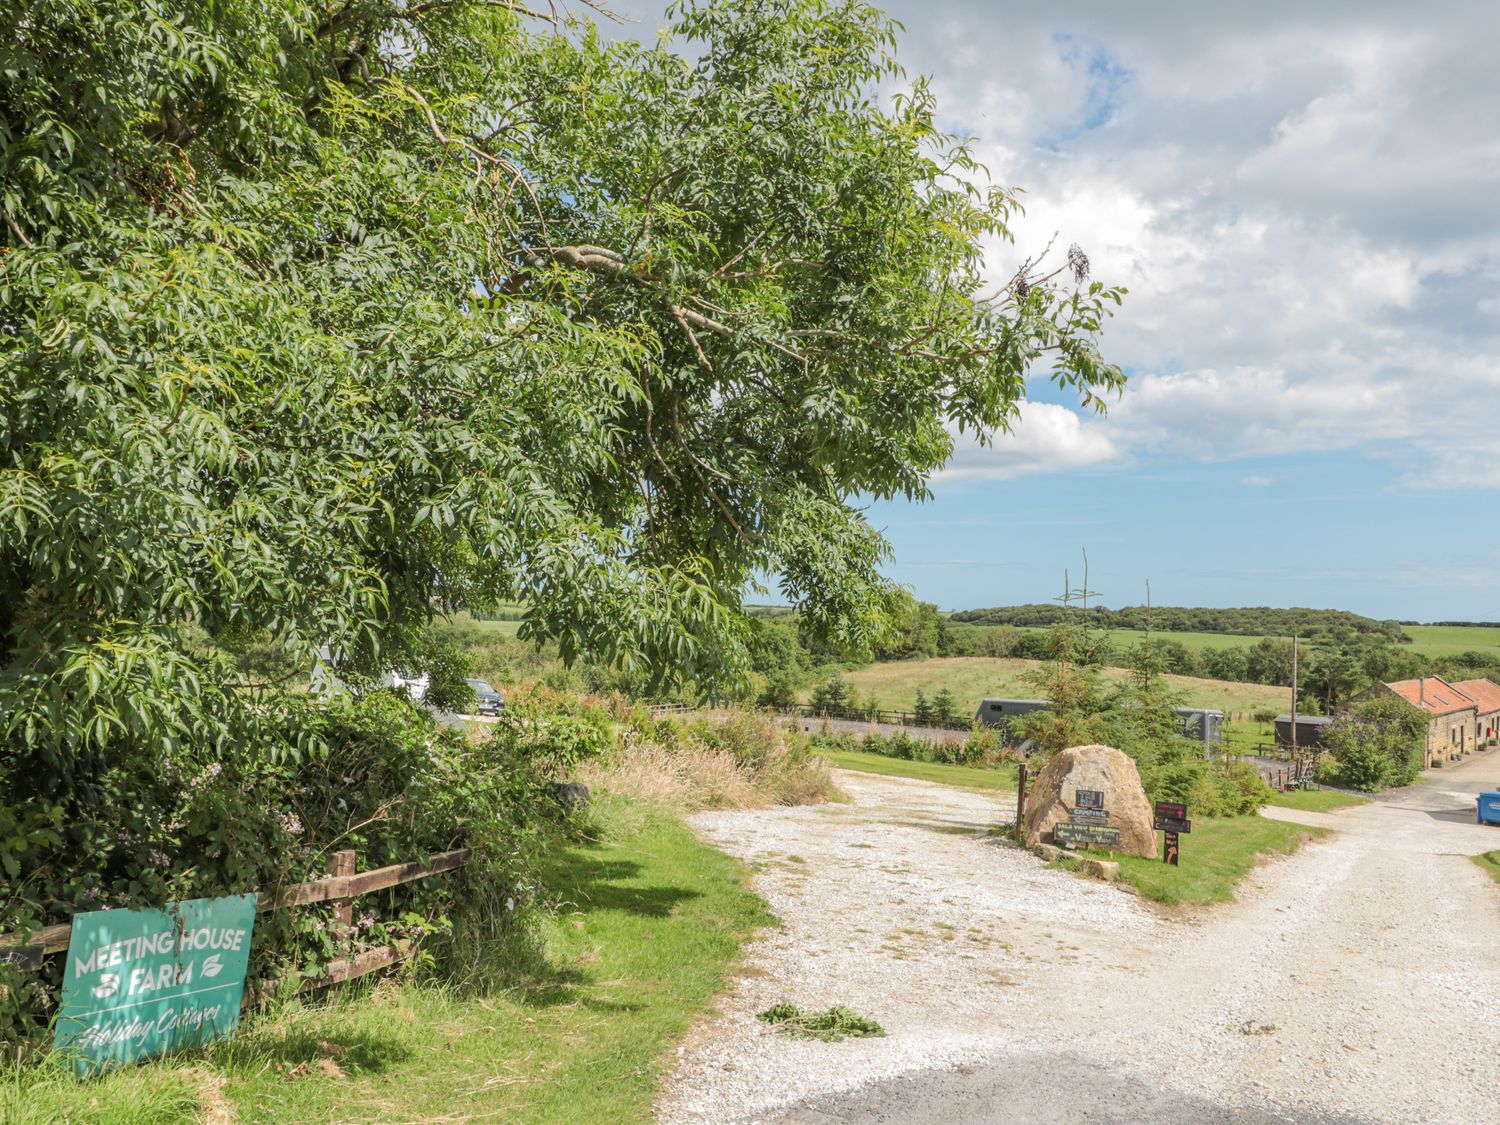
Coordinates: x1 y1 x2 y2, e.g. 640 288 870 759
72 925 249 998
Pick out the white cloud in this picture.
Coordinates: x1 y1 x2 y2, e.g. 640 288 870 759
935 401 1120 481
882 0 1500 487
1240 475 1276 488
617 0 1500 487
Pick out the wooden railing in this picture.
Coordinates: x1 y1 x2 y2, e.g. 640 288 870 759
0 847 472 998
786 704 973 731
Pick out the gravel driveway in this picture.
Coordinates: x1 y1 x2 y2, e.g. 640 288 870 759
658 752 1500 1124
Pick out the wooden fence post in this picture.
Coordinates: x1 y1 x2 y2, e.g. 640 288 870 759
328 849 356 944
1016 763 1028 836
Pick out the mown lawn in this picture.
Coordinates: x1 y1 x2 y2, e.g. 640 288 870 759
814 747 1017 791
1265 789 1367 812
1473 850 1500 886
1057 814 1327 907
4 798 770 1125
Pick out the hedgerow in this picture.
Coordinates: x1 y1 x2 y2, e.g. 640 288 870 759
0 692 566 1051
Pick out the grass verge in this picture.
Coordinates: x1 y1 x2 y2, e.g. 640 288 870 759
1265 789 1367 812
1054 815 1327 907
814 748 1016 791
4 796 770 1125
1473 850 1500 886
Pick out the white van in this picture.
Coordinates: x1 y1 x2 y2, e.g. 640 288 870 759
378 669 430 702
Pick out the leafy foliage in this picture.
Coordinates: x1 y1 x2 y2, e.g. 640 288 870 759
1316 696 1426 790
808 726 1009 768
0 693 559 1045
0 0 1124 1049
951 604 1403 640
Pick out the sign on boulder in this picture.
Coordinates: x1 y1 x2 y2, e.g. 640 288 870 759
1022 744 1157 858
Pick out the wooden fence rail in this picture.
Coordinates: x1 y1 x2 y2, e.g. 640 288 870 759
0 847 473 992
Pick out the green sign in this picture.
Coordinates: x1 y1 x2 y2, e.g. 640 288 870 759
56 894 257 1075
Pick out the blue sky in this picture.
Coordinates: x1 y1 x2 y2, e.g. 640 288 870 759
616 0 1500 621
869 452 1500 621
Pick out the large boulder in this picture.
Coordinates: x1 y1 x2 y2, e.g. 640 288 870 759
1022 744 1156 858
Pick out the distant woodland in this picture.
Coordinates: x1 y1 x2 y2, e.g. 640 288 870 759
949 604 1403 640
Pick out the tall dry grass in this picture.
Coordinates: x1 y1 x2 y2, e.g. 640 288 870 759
580 710 841 810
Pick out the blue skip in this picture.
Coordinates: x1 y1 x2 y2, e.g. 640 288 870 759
1478 792 1500 826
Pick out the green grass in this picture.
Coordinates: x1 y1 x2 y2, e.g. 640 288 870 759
826 656 1290 718
1265 789 1367 812
991 623 1500 660
8 798 770 1124
1402 624 1500 658
813 747 1017 791
1473 850 1500 886
1058 814 1327 906
444 610 524 636
1012 625 1274 654
1 1061 206 1125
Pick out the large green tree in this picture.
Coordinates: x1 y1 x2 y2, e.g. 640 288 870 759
1 0 1122 767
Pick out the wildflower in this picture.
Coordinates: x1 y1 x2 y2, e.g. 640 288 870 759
275 811 304 836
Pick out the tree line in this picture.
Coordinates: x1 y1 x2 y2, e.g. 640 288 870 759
744 594 1500 717
949 603 1404 640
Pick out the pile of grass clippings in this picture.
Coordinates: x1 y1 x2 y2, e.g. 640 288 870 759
757 1003 885 1042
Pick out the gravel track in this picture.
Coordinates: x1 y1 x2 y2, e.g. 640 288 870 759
657 751 1500 1124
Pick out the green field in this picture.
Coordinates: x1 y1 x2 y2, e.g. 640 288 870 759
1402 625 1500 658
444 611 524 636
814 748 1018 791
824 656 1290 718
1007 626 1273 654
984 622 1500 660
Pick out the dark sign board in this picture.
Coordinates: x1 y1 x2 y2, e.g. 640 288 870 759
1153 801 1187 820
1153 815 1192 834
1070 808 1111 825
1054 822 1122 850
1163 831 1180 866
0 945 43 971
1075 789 1105 810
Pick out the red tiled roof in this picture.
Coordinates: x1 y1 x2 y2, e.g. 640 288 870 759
1454 679 1500 715
1384 677 1478 715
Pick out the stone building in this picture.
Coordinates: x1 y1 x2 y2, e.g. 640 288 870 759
1454 679 1500 747
1349 676 1478 768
